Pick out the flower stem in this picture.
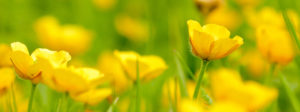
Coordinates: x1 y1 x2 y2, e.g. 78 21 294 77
136 58 140 112
27 84 37 112
193 60 209 100
11 84 18 112
264 64 276 85
279 74 300 112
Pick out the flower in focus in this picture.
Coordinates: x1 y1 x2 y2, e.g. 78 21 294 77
0 67 15 95
0 44 12 67
70 88 112 105
187 20 243 60
114 50 167 82
115 14 149 42
210 68 278 111
42 66 104 93
205 6 242 30
93 0 116 11
98 52 132 93
256 25 294 65
10 42 71 83
34 16 93 55
241 50 269 77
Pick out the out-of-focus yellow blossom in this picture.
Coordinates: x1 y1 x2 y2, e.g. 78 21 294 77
10 42 71 83
241 50 269 77
35 16 93 55
194 0 224 15
114 50 167 81
0 68 15 95
209 102 247 112
205 6 242 30
178 99 203 112
256 25 294 65
70 88 112 105
98 52 131 93
246 7 299 29
0 83 28 112
115 15 149 42
0 44 12 67
43 66 103 93
93 0 116 11
187 20 243 60
210 69 278 111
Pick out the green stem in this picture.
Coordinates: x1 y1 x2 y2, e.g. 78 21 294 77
279 74 300 112
107 97 119 112
193 60 209 100
136 58 140 112
264 64 276 85
11 84 17 112
56 97 62 112
27 84 37 112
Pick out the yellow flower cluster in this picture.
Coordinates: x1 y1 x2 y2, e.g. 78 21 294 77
34 16 93 55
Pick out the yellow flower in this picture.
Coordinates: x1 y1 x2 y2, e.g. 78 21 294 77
256 25 294 65
34 16 93 55
42 66 104 93
187 20 243 60
93 0 116 10
114 50 167 81
98 52 132 93
0 67 15 95
178 99 203 112
210 69 278 111
205 6 242 30
241 50 269 77
10 42 71 83
0 44 12 67
115 14 149 42
209 102 247 112
70 88 112 105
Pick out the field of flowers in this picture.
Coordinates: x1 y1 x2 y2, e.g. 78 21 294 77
1 0 300 112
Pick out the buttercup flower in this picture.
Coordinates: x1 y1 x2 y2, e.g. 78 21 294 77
241 50 269 77
35 16 93 55
179 99 203 112
115 14 149 42
0 67 15 95
10 42 71 83
0 44 12 67
114 50 167 81
43 66 104 93
210 69 278 111
93 0 116 10
70 88 112 105
187 20 243 60
256 25 294 65
98 52 131 93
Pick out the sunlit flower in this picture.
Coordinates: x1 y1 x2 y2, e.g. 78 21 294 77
70 88 112 105
256 25 294 65
205 6 242 30
42 66 104 93
0 44 12 67
209 102 247 112
241 50 269 77
115 14 149 42
210 69 278 111
93 0 116 11
34 16 93 55
10 42 71 83
98 52 132 93
187 20 243 60
178 99 203 112
114 50 167 82
0 67 15 95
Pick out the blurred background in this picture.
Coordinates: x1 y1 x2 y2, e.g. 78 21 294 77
1 0 300 111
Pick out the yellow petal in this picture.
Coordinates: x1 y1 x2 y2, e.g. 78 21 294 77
72 67 104 87
190 30 215 59
70 88 112 105
11 42 29 55
141 56 168 81
0 68 15 94
10 51 35 79
187 20 202 39
31 48 71 68
0 44 12 67
202 24 230 40
208 35 243 60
